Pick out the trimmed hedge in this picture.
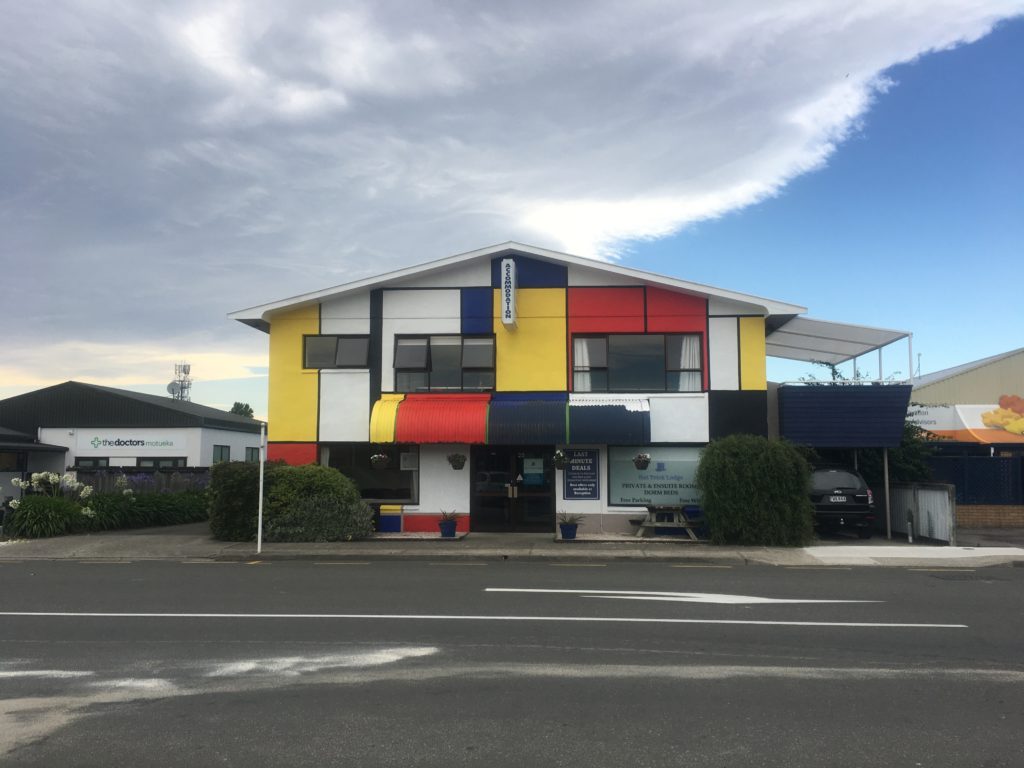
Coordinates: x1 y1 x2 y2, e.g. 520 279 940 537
696 434 814 546
207 461 374 542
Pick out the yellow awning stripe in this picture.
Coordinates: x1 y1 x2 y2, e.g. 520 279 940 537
369 394 404 443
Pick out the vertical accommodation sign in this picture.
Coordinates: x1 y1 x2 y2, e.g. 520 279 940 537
500 258 517 328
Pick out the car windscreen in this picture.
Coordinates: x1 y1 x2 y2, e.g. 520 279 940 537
811 470 864 491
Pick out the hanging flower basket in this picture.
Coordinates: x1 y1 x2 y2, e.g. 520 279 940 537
370 453 391 469
552 449 567 470
447 453 467 470
633 453 651 470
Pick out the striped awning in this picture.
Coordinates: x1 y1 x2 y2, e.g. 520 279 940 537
488 393 567 444
568 394 651 444
393 393 490 444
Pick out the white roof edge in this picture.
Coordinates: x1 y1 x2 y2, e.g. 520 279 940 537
766 316 912 364
228 241 807 326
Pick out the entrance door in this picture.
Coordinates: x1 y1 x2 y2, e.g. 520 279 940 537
470 446 556 532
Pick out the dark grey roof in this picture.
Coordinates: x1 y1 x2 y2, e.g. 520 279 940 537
0 381 262 435
0 425 68 453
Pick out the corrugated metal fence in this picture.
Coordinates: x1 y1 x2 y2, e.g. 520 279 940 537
888 482 957 544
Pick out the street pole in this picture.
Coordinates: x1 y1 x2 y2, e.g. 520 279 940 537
883 447 891 540
257 421 266 555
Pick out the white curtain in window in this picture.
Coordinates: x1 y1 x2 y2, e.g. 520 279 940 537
673 335 701 370
573 337 592 392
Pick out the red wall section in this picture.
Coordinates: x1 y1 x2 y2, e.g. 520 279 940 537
645 287 709 391
567 287 645 333
402 514 470 533
267 442 318 465
645 287 707 332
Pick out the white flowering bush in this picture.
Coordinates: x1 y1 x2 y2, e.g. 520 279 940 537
5 472 99 538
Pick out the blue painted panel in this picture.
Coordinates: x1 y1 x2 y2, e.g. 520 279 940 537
460 287 492 334
778 385 912 448
377 514 402 533
569 405 651 445
491 392 568 402
488 397 567 444
490 254 568 288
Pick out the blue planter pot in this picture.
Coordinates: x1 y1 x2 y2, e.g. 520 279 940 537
439 520 457 538
559 523 578 540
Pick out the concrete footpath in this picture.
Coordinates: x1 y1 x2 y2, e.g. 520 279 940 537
2 523 1024 567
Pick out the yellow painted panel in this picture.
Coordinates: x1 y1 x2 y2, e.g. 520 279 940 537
493 288 567 391
369 395 404 443
379 505 403 513
268 306 320 441
739 316 767 391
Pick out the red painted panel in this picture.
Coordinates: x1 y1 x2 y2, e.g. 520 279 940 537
395 394 489 444
567 287 645 333
267 442 318 465
645 287 706 332
402 514 470 533
645 288 709 390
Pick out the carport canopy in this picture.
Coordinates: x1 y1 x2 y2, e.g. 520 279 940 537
766 317 910 365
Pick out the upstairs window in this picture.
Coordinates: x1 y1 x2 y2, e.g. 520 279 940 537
395 335 495 392
573 334 702 393
304 335 370 369
212 445 230 463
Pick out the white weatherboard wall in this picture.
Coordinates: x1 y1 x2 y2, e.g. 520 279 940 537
319 370 371 441
198 428 261 465
709 317 740 390
649 394 709 443
381 289 461 392
320 293 371 334
407 444 470 514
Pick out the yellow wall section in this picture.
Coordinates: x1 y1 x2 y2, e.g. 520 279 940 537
268 306 320 441
493 288 567 391
739 317 767 391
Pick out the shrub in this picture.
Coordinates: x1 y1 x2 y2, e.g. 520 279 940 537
5 496 81 538
696 434 814 546
208 461 263 541
265 464 372 542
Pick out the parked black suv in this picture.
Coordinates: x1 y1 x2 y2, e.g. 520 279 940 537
810 467 875 538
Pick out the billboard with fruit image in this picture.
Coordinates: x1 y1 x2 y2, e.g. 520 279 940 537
911 395 1024 444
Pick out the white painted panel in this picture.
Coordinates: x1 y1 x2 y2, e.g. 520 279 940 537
381 289 461 391
320 292 370 334
649 394 709 443
709 316 740 390
319 370 371 442
412 444 471 514
709 297 765 315
199 427 261 465
389 260 492 288
39 427 206 466
568 265 643 287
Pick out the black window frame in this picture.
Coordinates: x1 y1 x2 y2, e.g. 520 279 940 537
572 332 704 393
74 457 109 469
393 334 496 393
303 334 371 370
212 445 231 463
326 443 420 504
136 457 187 469
245 447 260 463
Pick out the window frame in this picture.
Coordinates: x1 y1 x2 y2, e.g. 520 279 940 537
136 457 187 469
74 457 109 469
303 334 372 370
393 334 496 393
245 447 260 463
572 332 705 393
212 445 231 463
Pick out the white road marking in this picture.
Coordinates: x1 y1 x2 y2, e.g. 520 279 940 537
0 670 95 679
205 648 438 677
486 588 879 605
0 611 965 628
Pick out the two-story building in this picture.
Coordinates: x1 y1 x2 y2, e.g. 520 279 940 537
231 242 909 534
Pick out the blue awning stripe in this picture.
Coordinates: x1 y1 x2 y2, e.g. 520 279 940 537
568 404 651 445
487 398 568 444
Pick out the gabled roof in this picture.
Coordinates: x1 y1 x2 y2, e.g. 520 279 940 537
0 425 68 453
229 241 911 365
913 347 1024 389
0 382 262 434
229 241 807 332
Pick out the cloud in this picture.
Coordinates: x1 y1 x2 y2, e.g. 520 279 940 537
2 0 1022 405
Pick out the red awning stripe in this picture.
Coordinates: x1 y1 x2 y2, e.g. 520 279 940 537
394 394 490 444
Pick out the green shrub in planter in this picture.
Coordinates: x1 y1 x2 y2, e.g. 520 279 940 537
695 434 814 546
5 496 80 538
208 461 264 541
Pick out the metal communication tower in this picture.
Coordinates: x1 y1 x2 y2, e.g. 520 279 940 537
167 362 192 401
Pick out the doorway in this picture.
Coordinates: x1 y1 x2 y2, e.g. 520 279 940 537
469 446 556 532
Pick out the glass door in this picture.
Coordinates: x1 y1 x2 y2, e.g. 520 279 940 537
470 446 555 532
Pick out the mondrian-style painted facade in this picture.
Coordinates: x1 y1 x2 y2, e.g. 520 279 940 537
231 243 807 534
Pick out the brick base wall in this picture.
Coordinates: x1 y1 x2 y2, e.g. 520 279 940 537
957 505 1024 528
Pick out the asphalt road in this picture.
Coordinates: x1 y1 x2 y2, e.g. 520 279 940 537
1 559 1022 767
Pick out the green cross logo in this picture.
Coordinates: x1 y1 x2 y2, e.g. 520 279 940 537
91 437 102 448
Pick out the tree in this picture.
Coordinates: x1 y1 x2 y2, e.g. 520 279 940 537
230 402 254 418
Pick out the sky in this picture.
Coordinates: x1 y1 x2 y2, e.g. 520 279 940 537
3 1 1022 420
